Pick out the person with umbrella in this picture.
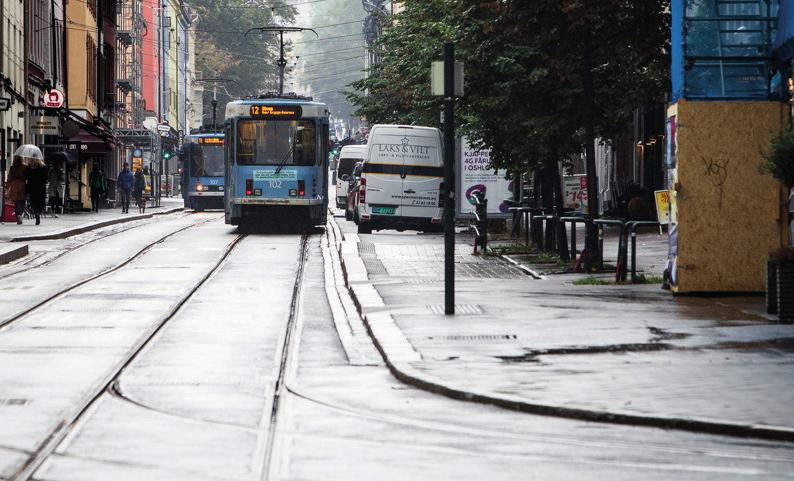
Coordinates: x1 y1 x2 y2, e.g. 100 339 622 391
4 151 29 224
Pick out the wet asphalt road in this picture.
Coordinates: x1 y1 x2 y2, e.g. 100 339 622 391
0 212 792 480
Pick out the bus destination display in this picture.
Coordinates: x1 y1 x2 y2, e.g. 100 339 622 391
249 105 302 119
197 137 224 145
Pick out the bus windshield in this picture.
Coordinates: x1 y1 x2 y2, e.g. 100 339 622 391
236 120 316 166
189 143 225 177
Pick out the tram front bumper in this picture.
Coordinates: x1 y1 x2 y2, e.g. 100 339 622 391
232 197 324 206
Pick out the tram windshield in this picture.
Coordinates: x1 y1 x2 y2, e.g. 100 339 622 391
236 120 316 166
189 143 225 177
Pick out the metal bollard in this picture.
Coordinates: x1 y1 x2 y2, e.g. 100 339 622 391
472 192 488 253
627 221 660 283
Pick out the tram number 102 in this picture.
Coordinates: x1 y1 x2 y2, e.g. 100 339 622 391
269 180 283 189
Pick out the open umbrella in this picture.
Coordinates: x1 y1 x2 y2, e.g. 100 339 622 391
14 144 43 161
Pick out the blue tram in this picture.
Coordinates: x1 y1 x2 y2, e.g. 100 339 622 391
182 133 226 211
223 95 329 229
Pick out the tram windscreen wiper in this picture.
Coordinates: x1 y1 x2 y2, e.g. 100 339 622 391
274 145 294 175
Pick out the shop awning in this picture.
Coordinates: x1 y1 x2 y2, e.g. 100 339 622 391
68 130 115 155
774 1 794 63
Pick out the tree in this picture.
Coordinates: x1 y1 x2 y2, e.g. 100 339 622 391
191 0 296 124
347 0 669 267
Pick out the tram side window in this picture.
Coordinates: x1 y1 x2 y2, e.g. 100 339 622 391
236 120 316 166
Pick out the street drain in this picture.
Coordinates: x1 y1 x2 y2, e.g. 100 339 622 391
431 334 517 342
426 304 484 315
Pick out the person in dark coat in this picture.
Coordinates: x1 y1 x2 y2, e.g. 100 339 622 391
47 163 63 215
5 156 27 224
88 164 106 213
133 168 146 213
25 157 48 225
117 162 134 213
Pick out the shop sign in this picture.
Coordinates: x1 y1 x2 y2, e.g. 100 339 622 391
43 89 65 108
32 115 60 136
0 98 10 111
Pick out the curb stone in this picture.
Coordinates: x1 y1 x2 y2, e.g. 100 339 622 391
8 207 185 242
327 216 794 442
0 244 28 265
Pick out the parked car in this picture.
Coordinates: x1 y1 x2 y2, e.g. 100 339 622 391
345 161 364 222
356 125 444 234
335 145 366 208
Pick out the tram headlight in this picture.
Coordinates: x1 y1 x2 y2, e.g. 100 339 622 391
195 183 204 192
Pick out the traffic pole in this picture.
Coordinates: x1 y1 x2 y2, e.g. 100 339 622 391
443 42 455 316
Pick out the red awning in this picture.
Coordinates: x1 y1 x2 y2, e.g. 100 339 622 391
69 129 115 154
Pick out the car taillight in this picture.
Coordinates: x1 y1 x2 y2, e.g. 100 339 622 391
245 179 253 196
438 182 444 208
359 177 366 204
298 180 305 197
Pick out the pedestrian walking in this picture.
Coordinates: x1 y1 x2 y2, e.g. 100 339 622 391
117 162 134 214
4 156 27 224
88 164 107 213
26 156 48 225
48 163 63 216
133 168 147 213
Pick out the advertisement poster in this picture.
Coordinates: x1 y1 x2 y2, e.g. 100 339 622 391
456 137 513 219
563 175 588 213
654 190 671 224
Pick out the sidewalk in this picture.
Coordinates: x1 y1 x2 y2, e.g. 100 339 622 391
331 216 794 441
0 197 184 242
0 198 184 265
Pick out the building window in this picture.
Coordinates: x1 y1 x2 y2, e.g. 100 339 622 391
87 37 97 102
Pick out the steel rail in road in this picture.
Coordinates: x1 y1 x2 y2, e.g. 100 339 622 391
0 214 221 331
0 210 195 282
9 230 247 481
260 234 310 481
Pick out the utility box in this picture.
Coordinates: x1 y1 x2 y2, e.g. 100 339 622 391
667 100 788 294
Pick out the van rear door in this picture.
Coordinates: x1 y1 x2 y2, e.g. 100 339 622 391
365 128 412 216
397 129 443 218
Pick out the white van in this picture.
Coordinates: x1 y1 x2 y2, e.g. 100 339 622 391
356 125 444 234
335 145 366 208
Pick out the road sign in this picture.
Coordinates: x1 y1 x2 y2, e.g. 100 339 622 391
43 89 65 108
431 61 464 96
157 124 171 132
0 98 10 111
31 115 60 136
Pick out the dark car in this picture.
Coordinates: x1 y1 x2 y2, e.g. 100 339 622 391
345 161 364 222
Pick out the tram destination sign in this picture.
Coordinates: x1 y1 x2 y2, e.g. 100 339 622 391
197 137 224 145
249 105 302 119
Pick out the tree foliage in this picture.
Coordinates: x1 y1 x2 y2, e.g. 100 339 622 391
347 0 670 175
191 0 296 124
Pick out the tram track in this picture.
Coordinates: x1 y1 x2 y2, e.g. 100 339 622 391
0 210 195 282
9 231 246 481
259 233 310 481
0 214 220 331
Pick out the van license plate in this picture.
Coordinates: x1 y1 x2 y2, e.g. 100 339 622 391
372 206 396 215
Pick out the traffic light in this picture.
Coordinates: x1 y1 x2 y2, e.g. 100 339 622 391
163 150 172 160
